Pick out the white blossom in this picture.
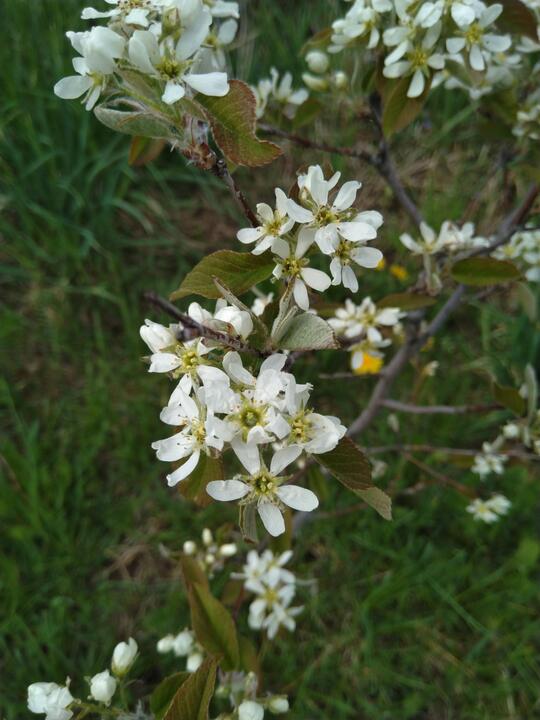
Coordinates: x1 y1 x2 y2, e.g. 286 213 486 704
446 3 511 72
466 494 511 522
28 683 74 720
471 442 507 478
237 188 294 256
157 628 204 671
54 27 126 110
89 670 117 705
206 447 319 536
111 637 138 676
329 297 403 342
272 240 332 310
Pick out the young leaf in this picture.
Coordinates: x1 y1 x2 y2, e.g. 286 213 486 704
196 80 282 167
151 672 190 720
94 106 175 139
170 250 274 301
450 257 521 285
382 75 430 136
524 364 538 423
164 657 217 720
178 454 223 508
238 635 260 675
315 438 392 520
378 292 436 310
239 502 259 543
189 583 240 670
278 313 338 351
181 555 209 590
492 382 526 416
493 0 539 39
129 136 166 167
292 98 323 130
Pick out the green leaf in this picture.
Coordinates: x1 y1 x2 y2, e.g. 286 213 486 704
292 98 323 129
239 502 258 543
94 106 175 139
164 657 217 720
378 292 436 310
189 583 240 670
492 382 526 416
491 0 539 39
382 75 430 136
450 257 521 286
170 250 274 301
238 635 260 675
524 363 538 423
315 438 392 520
301 26 332 53
151 673 190 720
277 313 338 351
196 80 282 167
128 136 166 167
516 282 537 322
178 454 223 507
181 555 209 590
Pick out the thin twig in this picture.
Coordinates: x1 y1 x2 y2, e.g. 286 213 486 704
366 444 538 461
347 184 538 438
143 291 264 355
210 156 258 227
380 399 500 415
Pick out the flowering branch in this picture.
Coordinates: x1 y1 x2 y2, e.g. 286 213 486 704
380 400 500 415
143 291 265 356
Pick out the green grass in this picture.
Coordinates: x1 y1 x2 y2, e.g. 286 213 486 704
1 1 540 718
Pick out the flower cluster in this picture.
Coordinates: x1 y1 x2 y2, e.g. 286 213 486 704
329 297 404 373
157 627 205 671
28 639 137 719
182 526 238 576
141 307 347 535
493 227 540 282
466 493 511 523
233 550 303 639
324 0 536 99
54 0 237 111
513 88 540 142
238 165 384 308
213 671 289 719
251 67 308 120
400 219 487 292
471 440 507 478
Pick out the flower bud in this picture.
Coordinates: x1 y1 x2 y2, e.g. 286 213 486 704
306 50 329 74
156 634 175 654
331 70 348 89
89 670 117 705
186 650 204 673
503 422 520 439
268 696 290 714
214 306 254 339
238 700 264 720
183 540 197 555
202 528 213 546
204 552 216 566
111 638 138 676
302 72 329 92
173 629 194 656
219 543 237 558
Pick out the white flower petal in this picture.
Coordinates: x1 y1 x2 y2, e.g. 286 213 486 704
257 502 285 536
167 450 200 486
276 485 319 511
206 479 251 501
270 446 303 475
184 72 229 96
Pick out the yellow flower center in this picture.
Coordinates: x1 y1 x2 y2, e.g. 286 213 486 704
409 47 428 70
156 57 182 80
251 471 277 496
281 256 306 278
290 411 312 443
465 23 483 45
315 207 337 225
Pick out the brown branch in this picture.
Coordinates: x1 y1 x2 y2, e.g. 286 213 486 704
380 400 500 415
367 444 538 461
347 183 538 439
259 122 423 227
210 156 258 227
143 291 264 356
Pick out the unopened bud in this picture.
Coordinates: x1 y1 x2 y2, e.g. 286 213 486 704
302 73 329 92
268 696 290 714
183 540 197 555
202 528 213 546
219 543 237 558
306 50 330 74
331 70 348 89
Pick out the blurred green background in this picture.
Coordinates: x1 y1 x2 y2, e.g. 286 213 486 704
1 1 540 718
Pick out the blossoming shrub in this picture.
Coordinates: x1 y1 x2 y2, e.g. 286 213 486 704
29 0 540 717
